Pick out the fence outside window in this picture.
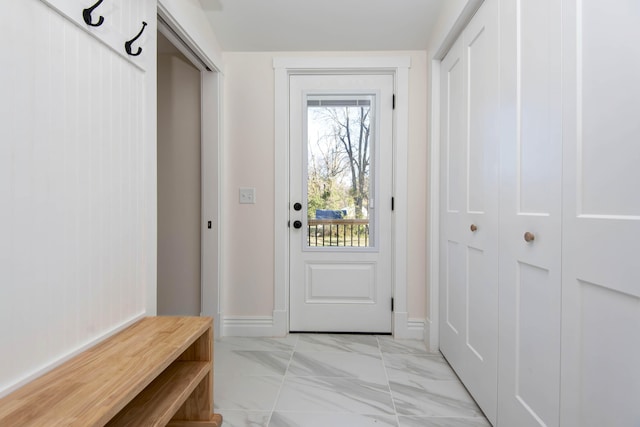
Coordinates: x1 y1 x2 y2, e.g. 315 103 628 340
307 219 370 247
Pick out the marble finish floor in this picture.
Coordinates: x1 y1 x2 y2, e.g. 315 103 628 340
213 334 491 427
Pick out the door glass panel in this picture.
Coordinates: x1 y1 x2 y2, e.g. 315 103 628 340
305 95 375 249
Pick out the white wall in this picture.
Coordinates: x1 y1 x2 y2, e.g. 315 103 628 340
406 52 429 319
221 51 428 323
0 0 155 396
0 0 223 397
157 42 202 316
222 53 276 317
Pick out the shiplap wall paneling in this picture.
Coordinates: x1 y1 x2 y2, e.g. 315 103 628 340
0 0 153 396
40 0 153 68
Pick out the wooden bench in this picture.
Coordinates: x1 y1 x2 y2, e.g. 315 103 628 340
0 316 223 426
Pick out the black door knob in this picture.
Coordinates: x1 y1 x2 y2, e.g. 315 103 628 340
293 202 302 211
293 220 302 229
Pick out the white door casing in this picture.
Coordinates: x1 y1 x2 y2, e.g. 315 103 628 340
560 1 640 425
438 0 500 422
497 0 563 425
289 74 394 333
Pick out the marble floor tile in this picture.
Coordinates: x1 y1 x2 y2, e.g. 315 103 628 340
398 416 492 427
275 376 395 415
212 334 492 426
389 377 483 417
217 410 271 427
383 353 458 381
378 336 432 354
287 351 387 383
295 334 381 354
269 412 399 427
216 335 299 352
214 375 283 411
214 349 292 376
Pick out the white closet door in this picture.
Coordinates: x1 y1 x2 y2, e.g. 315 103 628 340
561 1 640 426
497 1 562 426
439 30 466 381
439 0 500 422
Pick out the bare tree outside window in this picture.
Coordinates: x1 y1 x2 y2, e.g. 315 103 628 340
307 98 373 247
306 122 350 219
308 103 371 219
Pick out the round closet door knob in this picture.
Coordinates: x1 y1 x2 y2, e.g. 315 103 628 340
524 232 535 242
293 220 302 229
470 224 478 232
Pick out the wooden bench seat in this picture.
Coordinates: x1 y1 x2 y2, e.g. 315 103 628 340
0 316 222 427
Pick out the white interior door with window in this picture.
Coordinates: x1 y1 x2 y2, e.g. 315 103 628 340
289 74 394 333
438 0 500 422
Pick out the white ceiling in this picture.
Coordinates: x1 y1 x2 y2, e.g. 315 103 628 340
199 0 445 52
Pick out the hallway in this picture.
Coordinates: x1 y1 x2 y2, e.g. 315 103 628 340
214 334 491 426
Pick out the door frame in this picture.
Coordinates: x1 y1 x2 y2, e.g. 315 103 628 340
427 0 484 351
273 56 413 338
155 3 224 337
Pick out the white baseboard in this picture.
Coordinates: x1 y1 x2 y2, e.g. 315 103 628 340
407 318 426 340
222 312 424 339
222 313 287 337
424 317 439 352
393 312 425 340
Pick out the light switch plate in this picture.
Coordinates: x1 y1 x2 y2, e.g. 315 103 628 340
239 187 256 204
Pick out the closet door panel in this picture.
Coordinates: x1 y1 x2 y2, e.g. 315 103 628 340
462 1 501 422
464 2 500 382
440 35 466 374
498 0 562 425
467 27 489 214
579 2 640 217
445 241 465 335
439 0 500 423
561 1 640 425
518 1 559 215
467 246 492 358
445 51 466 215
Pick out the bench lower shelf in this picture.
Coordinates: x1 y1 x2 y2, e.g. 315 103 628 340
106 361 211 426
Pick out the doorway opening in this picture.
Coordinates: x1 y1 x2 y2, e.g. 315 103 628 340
156 31 202 316
154 15 221 330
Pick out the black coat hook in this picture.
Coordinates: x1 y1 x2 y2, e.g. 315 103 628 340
125 21 147 56
83 0 105 27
